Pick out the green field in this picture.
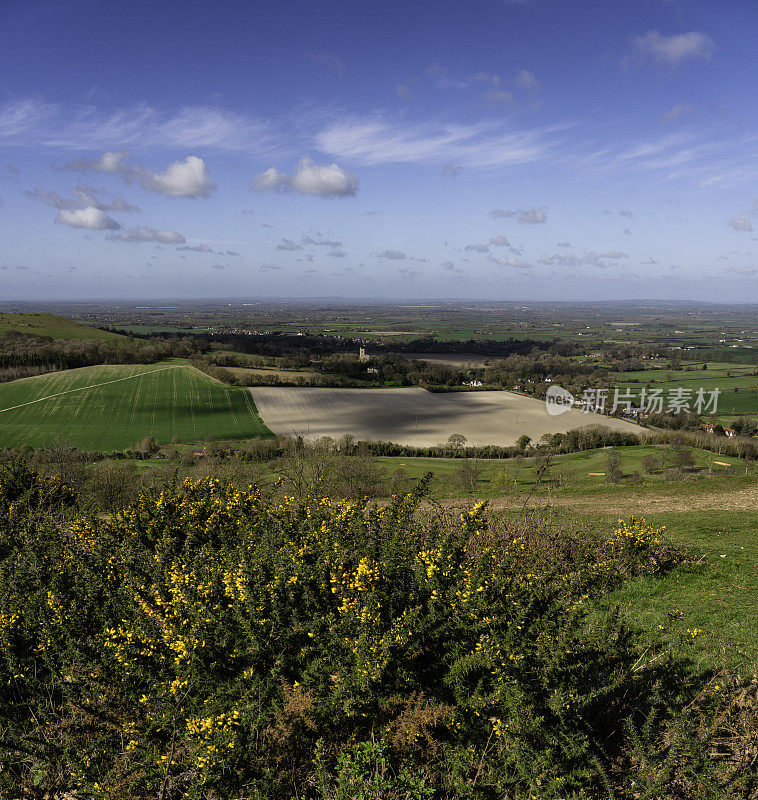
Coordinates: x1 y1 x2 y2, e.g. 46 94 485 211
0 363 271 450
0 313 126 341
374 444 748 496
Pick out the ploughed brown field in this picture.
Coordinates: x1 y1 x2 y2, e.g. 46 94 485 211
249 387 640 446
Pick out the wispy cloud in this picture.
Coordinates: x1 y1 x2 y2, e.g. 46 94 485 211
108 226 185 244
630 30 716 66
491 206 547 223
0 99 271 152
315 116 562 169
26 185 138 213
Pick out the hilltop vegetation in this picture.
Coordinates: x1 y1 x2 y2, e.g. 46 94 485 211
0 312 125 341
0 461 755 799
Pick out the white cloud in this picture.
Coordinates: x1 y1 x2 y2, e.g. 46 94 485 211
316 117 558 169
728 216 752 232
277 239 302 251
491 206 547 223
328 248 347 258
157 106 269 150
26 185 138 212
0 98 56 141
632 30 716 66
0 100 271 152
176 243 214 253
137 155 215 197
662 104 691 121
66 152 216 198
252 157 358 198
108 226 185 244
538 250 628 267
55 207 121 230
465 243 489 253
65 150 132 175
489 235 510 246
538 253 582 267
377 249 407 260
491 256 532 269
302 236 342 247
513 69 539 91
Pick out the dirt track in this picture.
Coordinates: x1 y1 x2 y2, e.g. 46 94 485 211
250 387 640 447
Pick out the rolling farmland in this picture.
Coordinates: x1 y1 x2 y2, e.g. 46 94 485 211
0 364 271 450
0 312 126 341
249 387 640 446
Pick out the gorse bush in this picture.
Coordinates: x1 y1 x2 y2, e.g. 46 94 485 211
0 461 753 799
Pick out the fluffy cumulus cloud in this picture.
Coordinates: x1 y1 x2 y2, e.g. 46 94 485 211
488 235 510 247
491 206 547 224
631 30 716 66
137 156 215 198
108 226 185 244
66 152 216 198
252 157 358 198
464 243 489 253
55 207 120 230
376 249 407 260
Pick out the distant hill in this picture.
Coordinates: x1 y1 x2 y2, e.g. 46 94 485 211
0 313 126 341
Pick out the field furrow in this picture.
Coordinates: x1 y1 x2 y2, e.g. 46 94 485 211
0 364 272 450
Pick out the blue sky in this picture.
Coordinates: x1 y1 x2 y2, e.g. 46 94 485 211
1 0 757 301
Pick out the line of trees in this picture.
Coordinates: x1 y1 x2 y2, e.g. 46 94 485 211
0 331 205 383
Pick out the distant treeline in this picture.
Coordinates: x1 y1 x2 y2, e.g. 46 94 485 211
0 331 204 383
355 426 642 458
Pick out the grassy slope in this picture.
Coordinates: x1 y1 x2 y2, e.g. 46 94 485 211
601 508 758 665
0 313 126 341
374 444 748 495
375 447 758 663
0 362 271 450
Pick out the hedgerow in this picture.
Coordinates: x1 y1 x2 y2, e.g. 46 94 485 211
0 461 754 799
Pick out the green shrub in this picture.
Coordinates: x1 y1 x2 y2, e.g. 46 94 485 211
0 464 752 799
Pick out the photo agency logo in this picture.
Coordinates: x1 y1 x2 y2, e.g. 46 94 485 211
545 385 575 416
545 385 721 416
